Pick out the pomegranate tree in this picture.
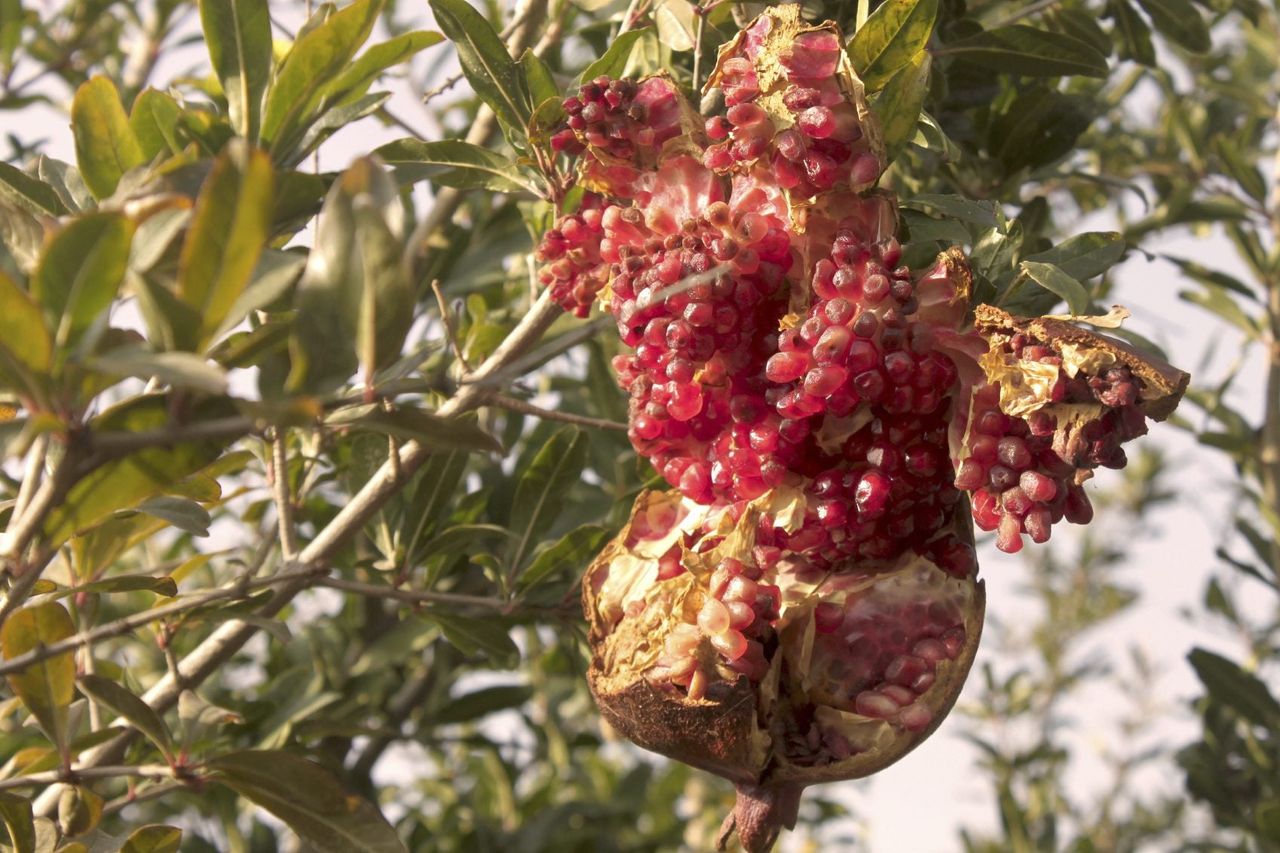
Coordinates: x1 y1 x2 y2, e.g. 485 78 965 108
537 8 1188 851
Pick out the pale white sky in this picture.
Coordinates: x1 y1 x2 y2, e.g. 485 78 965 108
5 4 1264 850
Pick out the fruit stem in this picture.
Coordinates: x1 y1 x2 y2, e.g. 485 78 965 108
716 783 804 853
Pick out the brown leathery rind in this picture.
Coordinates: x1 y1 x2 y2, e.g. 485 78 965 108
973 304 1189 420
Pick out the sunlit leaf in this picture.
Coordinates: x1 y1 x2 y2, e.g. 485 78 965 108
848 0 938 92
0 602 76 752
70 77 145 199
199 0 272 139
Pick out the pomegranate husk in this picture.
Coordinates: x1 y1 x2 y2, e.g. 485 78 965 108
583 492 985 853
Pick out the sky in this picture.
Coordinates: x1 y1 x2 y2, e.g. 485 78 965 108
5 3 1267 850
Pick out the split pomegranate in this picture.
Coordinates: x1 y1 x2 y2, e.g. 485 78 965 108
537 7 1188 851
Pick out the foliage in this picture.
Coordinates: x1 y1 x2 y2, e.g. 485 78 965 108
0 0 1270 851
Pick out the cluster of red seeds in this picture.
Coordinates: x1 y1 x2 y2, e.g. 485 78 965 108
950 332 1149 552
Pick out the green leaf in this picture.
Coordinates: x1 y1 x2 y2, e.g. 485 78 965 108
1048 9 1112 58
1134 0 1210 52
518 524 609 591
429 0 530 146
210 250 306 345
0 0 21 71
1018 261 1091 314
175 141 275 350
507 427 587 574
0 270 51 376
375 139 539 194
324 30 443 107
199 0 272 139
0 602 76 752
30 212 135 354
520 48 558 109
121 825 183 853
402 450 469 565
77 674 174 760
873 50 931 164
942 25 1109 78
129 89 184 160
427 611 519 667
848 0 939 92
347 161 413 379
207 750 406 853
295 92 391 160
1108 0 1156 66
0 162 67 216
1188 648 1280 728
260 0 382 153
285 157 410 392
90 348 231 395
902 193 1000 227
70 76 145 200
64 575 178 597
325 405 501 454
1163 255 1255 300
37 156 93 213
134 495 213 536
1180 287 1259 337
1023 232 1126 282
432 685 532 725
988 87 1094 172
43 395 234 548
577 29 650 84
654 0 697 52
0 791 35 853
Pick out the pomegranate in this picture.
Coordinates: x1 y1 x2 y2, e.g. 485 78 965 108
536 7 1188 850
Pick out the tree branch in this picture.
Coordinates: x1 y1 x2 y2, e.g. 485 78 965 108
482 392 628 432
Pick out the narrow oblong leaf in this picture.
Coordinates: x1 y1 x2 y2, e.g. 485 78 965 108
943 25 1109 78
577 29 650 85
1 602 76 751
90 349 230 395
260 0 382 152
0 791 35 853
43 395 234 548
129 89 184 159
1134 0 1210 52
70 77 145 199
77 674 174 759
175 141 275 350
207 750 407 853
199 0 273 139
1188 648 1280 728
507 427 587 573
902 193 1000 227
432 685 532 725
31 212 135 353
121 824 182 853
429 0 530 145
848 0 939 92
324 30 443 106
873 50 931 163
518 524 609 591
1024 232 1126 282
134 495 213 536
0 162 67 216
427 611 519 667
375 139 539 194
0 270 51 375
1019 260 1091 315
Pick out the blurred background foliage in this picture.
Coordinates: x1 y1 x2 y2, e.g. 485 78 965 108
0 0 1273 850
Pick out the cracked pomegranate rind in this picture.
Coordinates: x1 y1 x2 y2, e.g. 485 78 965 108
584 491 984 853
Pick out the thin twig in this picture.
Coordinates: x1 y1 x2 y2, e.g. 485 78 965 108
10 435 48 527
432 279 473 371
272 431 298 561
484 392 627 431
0 764 175 792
